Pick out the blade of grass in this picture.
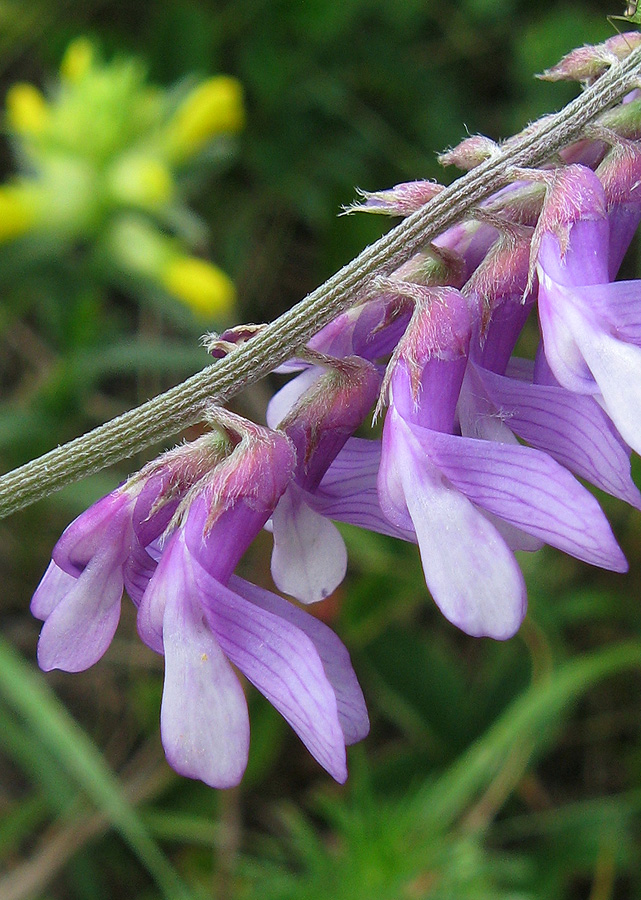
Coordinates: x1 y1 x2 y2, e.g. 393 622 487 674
0 635 195 900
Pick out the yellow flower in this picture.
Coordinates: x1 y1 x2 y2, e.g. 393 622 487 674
107 154 175 210
60 37 94 83
165 76 244 162
0 184 38 242
6 83 49 135
162 256 236 317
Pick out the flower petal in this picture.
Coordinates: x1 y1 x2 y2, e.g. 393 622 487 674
196 571 348 782
230 574 369 745
271 486 347 604
379 411 527 639
31 561 76 620
420 426 627 571
36 552 123 672
476 365 641 508
310 438 415 541
159 540 249 789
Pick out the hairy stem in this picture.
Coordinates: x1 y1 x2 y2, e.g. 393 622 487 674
1 49 641 518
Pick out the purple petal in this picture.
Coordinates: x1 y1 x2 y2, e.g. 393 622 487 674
159 540 250 789
52 491 133 577
196 571 348 782
271 487 347 604
419 426 627 571
538 275 597 394
310 438 415 542
36 550 124 672
230 575 369 745
31 561 76 620
379 410 527 639
476 365 641 508
571 280 641 344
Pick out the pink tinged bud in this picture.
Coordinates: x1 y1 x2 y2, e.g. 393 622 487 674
538 33 641 85
345 180 443 217
532 165 609 286
279 358 381 492
463 230 535 374
438 135 498 170
385 286 472 432
203 323 265 359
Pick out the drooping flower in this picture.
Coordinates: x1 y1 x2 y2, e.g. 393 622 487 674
376 284 627 639
134 418 367 786
32 412 368 788
535 164 641 455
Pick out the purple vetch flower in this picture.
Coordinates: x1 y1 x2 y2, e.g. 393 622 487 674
136 431 368 787
535 164 641 455
31 436 228 673
32 412 369 787
377 285 627 639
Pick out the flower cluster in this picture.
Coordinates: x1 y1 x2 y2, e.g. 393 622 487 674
31 35 641 786
2 37 244 317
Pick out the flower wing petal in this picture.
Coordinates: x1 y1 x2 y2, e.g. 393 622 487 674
230 574 369 745
381 412 527 639
36 556 123 672
422 428 627 571
197 572 348 782
477 366 641 508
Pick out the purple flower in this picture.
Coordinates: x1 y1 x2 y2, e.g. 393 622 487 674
30 443 212 672
376 285 626 639
32 414 368 788
267 357 381 603
536 164 641 455
138 491 368 787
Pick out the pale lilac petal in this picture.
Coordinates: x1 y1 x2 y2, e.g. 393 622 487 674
420 427 627 571
310 438 415 541
197 572 348 782
575 319 641 457
379 411 527 639
571 280 641 344
484 512 544 553
36 553 124 672
31 561 76 620
161 555 249 789
477 366 641 507
538 276 597 394
271 487 347 604
230 575 369 745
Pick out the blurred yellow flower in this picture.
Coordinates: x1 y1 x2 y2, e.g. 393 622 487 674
165 76 245 162
60 37 94 83
108 154 175 210
0 184 37 241
162 256 236 317
6 83 49 135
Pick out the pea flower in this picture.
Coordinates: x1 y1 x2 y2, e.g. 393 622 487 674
32 412 368 788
